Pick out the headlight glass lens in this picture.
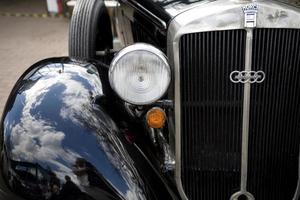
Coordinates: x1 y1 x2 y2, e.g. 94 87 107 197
109 44 171 105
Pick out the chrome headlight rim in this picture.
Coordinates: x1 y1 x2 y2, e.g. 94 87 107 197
109 43 171 105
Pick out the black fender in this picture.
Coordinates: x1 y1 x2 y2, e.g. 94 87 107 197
0 58 177 200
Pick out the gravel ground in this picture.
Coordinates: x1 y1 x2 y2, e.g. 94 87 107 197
0 1 69 115
0 1 69 199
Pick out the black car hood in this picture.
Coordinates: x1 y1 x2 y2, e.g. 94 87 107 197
122 0 214 26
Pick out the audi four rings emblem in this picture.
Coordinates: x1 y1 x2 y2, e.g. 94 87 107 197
230 71 266 83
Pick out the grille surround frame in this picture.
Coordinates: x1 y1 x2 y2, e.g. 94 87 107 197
167 1 300 199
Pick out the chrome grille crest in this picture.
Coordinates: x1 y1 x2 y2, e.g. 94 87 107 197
230 70 266 84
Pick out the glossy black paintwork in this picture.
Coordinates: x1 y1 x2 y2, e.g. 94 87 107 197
0 58 177 200
121 0 207 23
117 0 208 52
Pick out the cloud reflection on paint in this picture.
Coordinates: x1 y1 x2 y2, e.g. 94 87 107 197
4 62 147 200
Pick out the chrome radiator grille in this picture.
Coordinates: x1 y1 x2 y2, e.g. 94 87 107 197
179 29 300 199
180 30 246 199
248 28 300 199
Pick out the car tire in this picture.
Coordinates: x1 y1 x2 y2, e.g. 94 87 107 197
69 0 113 59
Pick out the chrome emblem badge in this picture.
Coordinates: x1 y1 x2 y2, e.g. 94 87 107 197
230 71 265 84
242 3 258 28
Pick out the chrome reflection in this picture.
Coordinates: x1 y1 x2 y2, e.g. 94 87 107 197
230 70 266 84
168 1 300 199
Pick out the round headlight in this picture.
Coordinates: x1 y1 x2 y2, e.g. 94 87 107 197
109 43 171 105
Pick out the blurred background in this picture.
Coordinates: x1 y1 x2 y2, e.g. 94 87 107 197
0 0 71 114
0 0 121 115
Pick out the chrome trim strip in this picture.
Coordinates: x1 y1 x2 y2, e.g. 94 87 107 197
230 28 255 200
172 24 188 200
168 1 300 199
293 147 300 200
240 28 253 192
230 191 254 200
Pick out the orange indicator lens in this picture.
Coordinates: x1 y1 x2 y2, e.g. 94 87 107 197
146 107 166 129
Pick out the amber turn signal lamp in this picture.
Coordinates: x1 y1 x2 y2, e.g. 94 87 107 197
146 107 166 129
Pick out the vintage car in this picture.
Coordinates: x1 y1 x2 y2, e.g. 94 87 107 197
1 0 300 199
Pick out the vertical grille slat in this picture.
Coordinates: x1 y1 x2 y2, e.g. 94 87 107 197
248 28 300 199
180 30 246 200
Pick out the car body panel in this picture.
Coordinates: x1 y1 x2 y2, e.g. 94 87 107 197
115 0 213 51
0 58 177 200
